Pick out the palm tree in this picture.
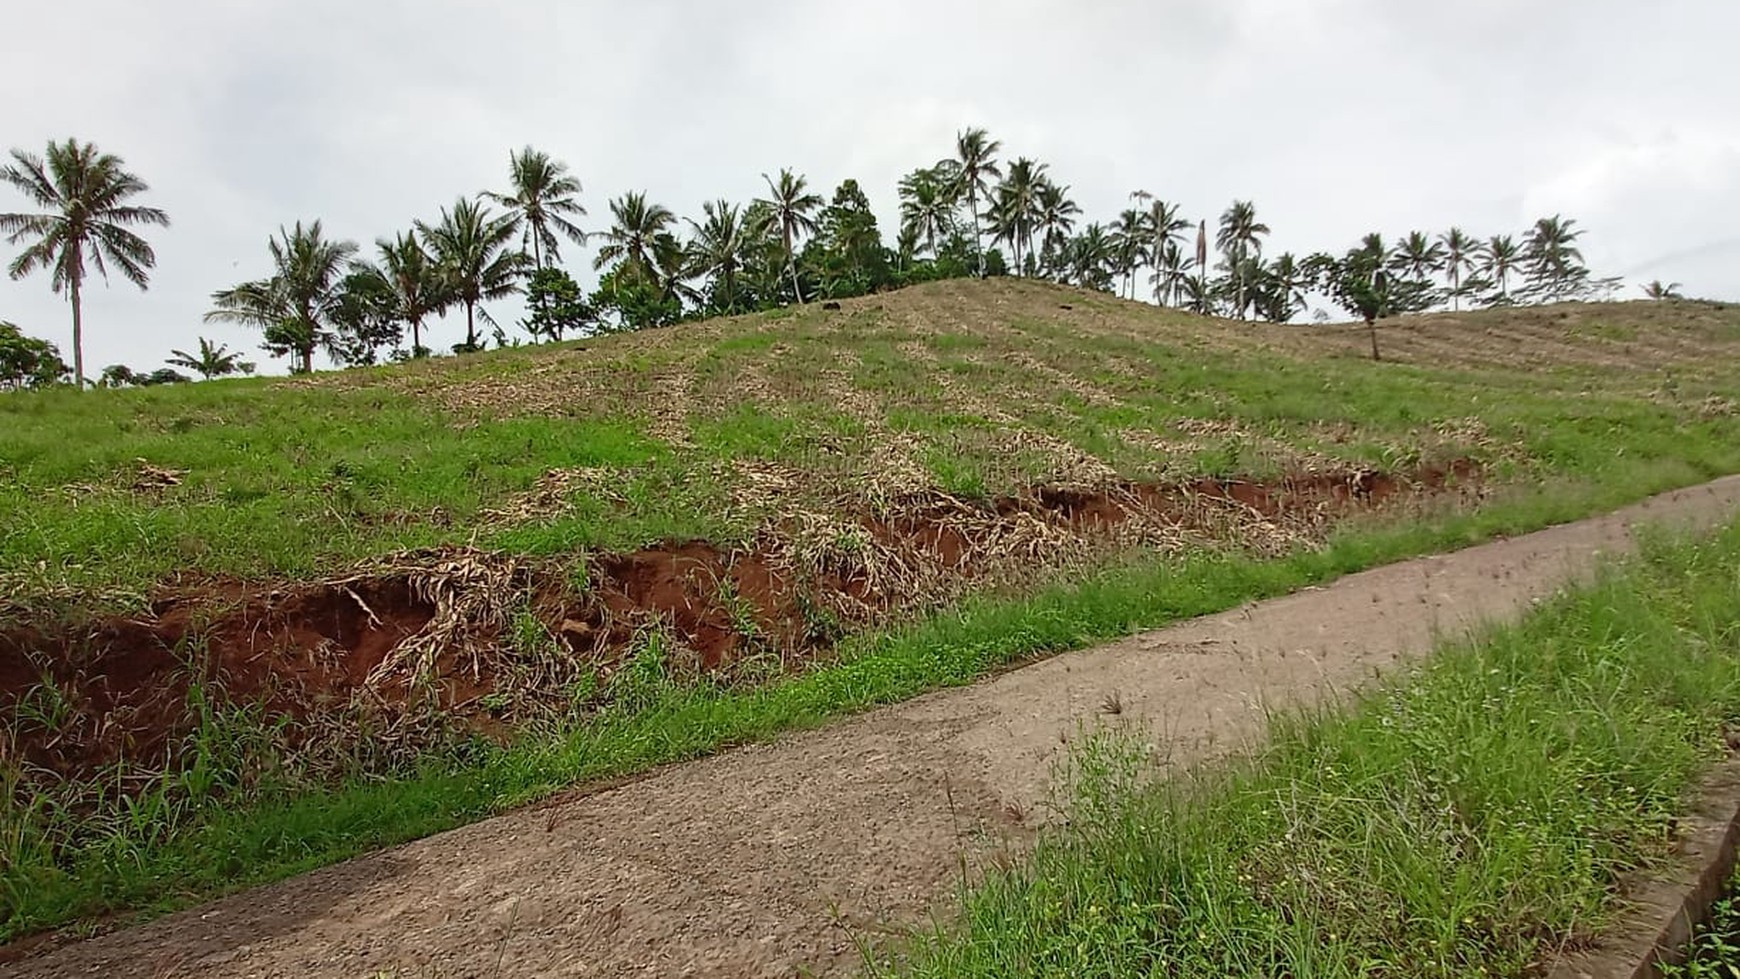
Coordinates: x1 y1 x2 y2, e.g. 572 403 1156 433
482 146 587 272
1034 181 1080 277
417 198 525 351
1522 215 1587 301
1153 239 1193 308
1215 200 1270 319
687 199 753 313
206 220 357 373
1390 231 1446 284
950 128 1002 277
649 231 697 308
166 337 253 379
898 166 956 257
358 232 452 354
1267 252 1310 321
1439 228 1479 312
992 158 1045 275
1141 198 1190 306
1480 234 1522 303
1110 209 1150 299
755 168 824 303
593 192 676 280
1066 224 1116 291
1642 279 1684 301
1 139 169 389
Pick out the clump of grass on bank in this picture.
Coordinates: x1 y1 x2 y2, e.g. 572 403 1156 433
0 476 1726 943
1663 864 1740 977
871 519 1740 978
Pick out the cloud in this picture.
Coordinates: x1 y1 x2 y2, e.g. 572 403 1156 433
2 0 1737 373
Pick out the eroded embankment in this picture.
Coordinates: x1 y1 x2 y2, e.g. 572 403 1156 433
0 460 1479 793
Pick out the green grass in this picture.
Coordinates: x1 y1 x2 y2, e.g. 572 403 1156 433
4 280 1740 942
1664 864 1740 977
1 469 1721 942
2 280 1737 603
871 519 1740 978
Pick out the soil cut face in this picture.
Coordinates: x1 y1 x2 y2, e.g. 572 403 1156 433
7 476 1737 978
0 460 1477 797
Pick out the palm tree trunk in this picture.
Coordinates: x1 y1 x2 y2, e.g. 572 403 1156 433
969 191 984 277
411 317 423 355
466 301 477 348
69 271 86 390
786 228 805 304
1367 318 1381 361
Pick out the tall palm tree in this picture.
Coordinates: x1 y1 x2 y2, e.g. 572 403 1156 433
1034 181 1080 278
1153 239 1193 308
1390 231 1446 284
417 198 525 351
1523 215 1586 301
992 158 1045 275
1480 234 1522 303
206 220 357 373
593 191 676 280
357 232 452 354
687 199 752 314
898 166 955 257
1439 227 1479 312
1268 252 1310 321
1 139 169 388
482 146 587 272
950 127 1002 276
1142 199 1191 306
1066 224 1116 291
1215 200 1270 319
166 337 253 380
1110 208 1150 299
755 168 824 303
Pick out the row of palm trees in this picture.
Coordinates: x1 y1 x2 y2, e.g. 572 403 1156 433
4 132 1637 383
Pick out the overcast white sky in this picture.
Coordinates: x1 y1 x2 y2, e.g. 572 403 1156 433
3 0 1737 375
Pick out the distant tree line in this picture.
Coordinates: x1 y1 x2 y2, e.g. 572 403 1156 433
0 131 1679 386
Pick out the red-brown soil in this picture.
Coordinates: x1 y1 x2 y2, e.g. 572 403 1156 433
0 460 1479 793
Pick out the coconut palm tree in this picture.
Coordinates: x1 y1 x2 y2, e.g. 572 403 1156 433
417 198 525 351
593 191 676 280
1480 234 1523 303
949 127 1002 276
898 166 956 257
686 199 753 314
1642 279 1684 300
1110 209 1150 300
356 232 452 355
1267 252 1310 321
206 220 357 373
0 139 170 388
1034 181 1080 278
755 168 824 303
1141 198 1191 306
1215 200 1270 319
1522 215 1587 301
1439 228 1479 311
991 158 1045 275
1390 231 1446 284
1065 224 1116 291
166 337 253 379
482 146 587 272
1153 239 1193 308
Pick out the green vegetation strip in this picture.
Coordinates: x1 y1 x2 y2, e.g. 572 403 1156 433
1 472 1717 943
871 518 1740 979
1665 863 1740 977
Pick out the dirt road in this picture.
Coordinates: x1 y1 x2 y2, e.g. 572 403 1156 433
17 476 1740 979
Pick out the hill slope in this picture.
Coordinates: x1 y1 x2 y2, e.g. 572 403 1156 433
2 277 1739 941
3 277 1736 603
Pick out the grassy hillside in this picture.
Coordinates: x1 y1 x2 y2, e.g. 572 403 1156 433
2 278 1736 608
3 278 1739 943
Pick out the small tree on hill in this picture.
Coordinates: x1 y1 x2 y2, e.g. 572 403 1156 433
1306 244 1435 361
166 337 254 379
522 267 598 341
0 321 70 389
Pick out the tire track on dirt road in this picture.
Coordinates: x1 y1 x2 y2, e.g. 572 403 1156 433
16 476 1740 979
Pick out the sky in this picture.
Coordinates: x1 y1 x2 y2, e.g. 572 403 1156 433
3 0 1738 376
